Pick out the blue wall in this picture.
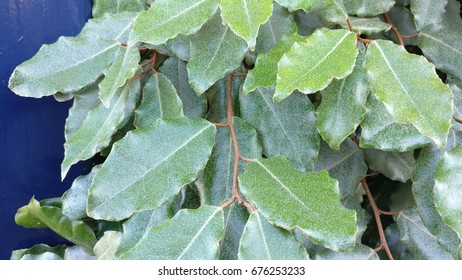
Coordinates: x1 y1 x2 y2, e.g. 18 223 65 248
0 0 93 259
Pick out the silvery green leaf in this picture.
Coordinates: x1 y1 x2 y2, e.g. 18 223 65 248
239 88 319 171
442 0 462 32
119 206 224 259
94 231 123 260
92 0 147 17
363 149 416 183
340 16 391 35
11 244 66 260
63 246 96 260
410 0 448 30
219 204 249 260
344 0 395 16
314 244 379 260
87 117 216 220
238 212 309 260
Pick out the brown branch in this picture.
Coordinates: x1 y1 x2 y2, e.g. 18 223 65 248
130 51 158 81
218 73 256 212
361 179 394 260
346 18 374 46
401 32 420 39
453 115 462 124
383 13 404 46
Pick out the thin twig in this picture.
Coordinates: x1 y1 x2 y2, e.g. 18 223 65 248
361 179 394 260
453 115 462 124
383 13 404 46
401 32 420 39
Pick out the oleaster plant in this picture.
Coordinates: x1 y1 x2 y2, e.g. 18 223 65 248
8 0 462 260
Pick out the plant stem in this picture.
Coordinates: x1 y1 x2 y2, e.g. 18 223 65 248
383 13 404 46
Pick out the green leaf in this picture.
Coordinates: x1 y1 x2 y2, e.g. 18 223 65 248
239 88 320 171
87 117 216 221
243 33 305 93
275 0 316 12
220 0 272 50
274 29 358 102
410 0 448 30
64 246 96 260
94 231 123 260
159 57 208 118
316 47 368 149
254 3 297 56
61 80 140 179
62 166 100 219
134 73 184 129
92 0 147 17
340 16 391 35
363 149 415 183
314 139 367 201
240 156 357 251
397 208 454 259
11 244 67 260
314 244 379 260
116 203 174 257
99 45 140 107
8 37 120 98
384 6 417 45
196 117 262 205
412 130 462 257
119 206 224 259
80 12 138 43
365 40 453 148
442 0 462 32
187 12 248 94
311 0 348 26
359 93 433 151
218 204 249 260
23 198 97 250
15 198 61 228
434 142 462 251
238 212 309 260
418 26 462 82
344 0 395 16
130 0 220 45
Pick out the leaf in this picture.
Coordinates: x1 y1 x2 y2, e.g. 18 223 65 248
359 93 433 151
434 142 462 250
63 246 96 260
418 26 462 82
220 0 273 50
340 16 391 35
11 244 66 260
159 57 208 118
363 149 416 183
22 198 97 250
94 231 123 260
92 0 147 17
254 3 297 56
165 34 191 61
314 139 367 201
243 33 305 93
61 80 140 179
134 73 184 129
129 0 220 45
314 244 379 260
116 203 174 257
80 12 138 43
412 130 462 257
196 117 262 205
441 0 462 32
344 0 395 16
240 156 357 251
8 37 120 98
275 0 316 12
316 47 368 150
311 0 348 26
274 29 358 102
410 0 448 30
119 206 224 259
62 166 100 219
365 40 453 148
187 12 248 94
239 88 320 171
238 212 309 260
397 208 454 259
218 204 249 260
384 6 417 45
99 45 140 107
87 117 216 221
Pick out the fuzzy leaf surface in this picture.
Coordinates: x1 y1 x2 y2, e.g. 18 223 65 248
220 0 273 50
134 73 184 129
363 149 415 183
61 81 140 179
410 0 448 30
344 0 395 16
240 157 357 251
341 17 391 35
119 206 224 259
130 0 219 45
274 29 358 102
187 13 248 94
314 244 379 260
87 118 216 220
92 0 147 17
316 47 368 149
239 88 319 171
366 40 453 148
238 212 309 260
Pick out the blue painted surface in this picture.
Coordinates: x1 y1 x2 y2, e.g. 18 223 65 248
0 0 93 259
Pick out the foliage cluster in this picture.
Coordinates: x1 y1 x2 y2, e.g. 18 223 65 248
8 0 462 260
